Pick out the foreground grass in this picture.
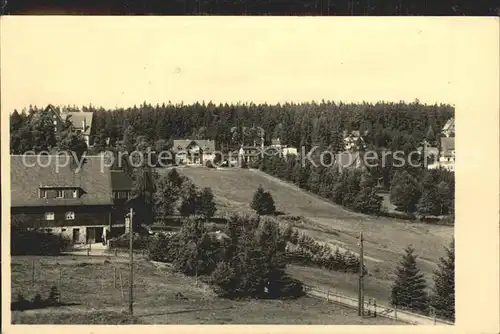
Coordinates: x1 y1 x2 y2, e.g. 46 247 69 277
11 256 400 325
177 167 453 304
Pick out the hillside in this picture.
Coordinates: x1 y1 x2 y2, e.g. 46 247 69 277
177 166 454 305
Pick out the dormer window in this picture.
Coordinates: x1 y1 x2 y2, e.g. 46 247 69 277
56 190 64 198
73 190 78 198
40 189 47 198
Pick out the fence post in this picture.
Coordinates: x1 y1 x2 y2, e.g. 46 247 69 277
115 248 118 257
326 290 330 301
114 267 117 288
31 259 35 287
374 299 377 317
394 305 398 321
59 268 63 304
367 299 371 316
119 270 124 301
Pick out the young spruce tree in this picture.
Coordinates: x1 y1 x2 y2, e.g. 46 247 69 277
431 239 455 321
390 245 429 313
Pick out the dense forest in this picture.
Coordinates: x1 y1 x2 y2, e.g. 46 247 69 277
10 100 454 154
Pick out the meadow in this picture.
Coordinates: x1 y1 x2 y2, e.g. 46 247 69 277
177 167 454 305
10 255 399 324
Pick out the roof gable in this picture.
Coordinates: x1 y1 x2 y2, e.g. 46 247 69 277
11 155 113 207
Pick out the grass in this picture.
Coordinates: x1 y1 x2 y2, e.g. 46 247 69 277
11 255 400 324
176 167 454 306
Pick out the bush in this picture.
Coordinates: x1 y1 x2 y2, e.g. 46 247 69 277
11 228 71 256
206 160 216 168
109 233 150 250
210 261 238 297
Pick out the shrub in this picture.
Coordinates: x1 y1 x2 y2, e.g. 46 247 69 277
206 160 216 168
11 228 71 256
109 233 149 250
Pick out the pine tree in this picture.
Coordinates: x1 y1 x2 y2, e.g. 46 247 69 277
353 187 383 215
390 245 429 313
417 186 441 218
390 170 421 214
197 187 217 219
179 182 199 216
431 239 455 321
251 186 276 215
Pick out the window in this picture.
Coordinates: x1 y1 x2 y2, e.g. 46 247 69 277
65 212 75 220
56 190 64 198
72 190 78 198
40 189 47 198
45 212 55 221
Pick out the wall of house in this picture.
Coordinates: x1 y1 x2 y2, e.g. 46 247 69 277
42 225 109 244
11 205 112 229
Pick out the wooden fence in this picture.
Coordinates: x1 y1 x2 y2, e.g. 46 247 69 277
303 285 454 325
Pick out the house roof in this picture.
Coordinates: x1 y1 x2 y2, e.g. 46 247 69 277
441 137 455 157
61 111 94 135
172 139 216 153
111 170 134 191
442 118 455 134
11 154 113 207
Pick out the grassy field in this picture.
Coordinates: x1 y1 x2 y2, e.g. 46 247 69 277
11 255 400 324
176 167 454 305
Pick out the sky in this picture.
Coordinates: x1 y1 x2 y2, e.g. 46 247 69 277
0 17 497 112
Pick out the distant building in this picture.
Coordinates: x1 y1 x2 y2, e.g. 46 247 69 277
30 105 94 147
10 154 116 244
343 130 366 152
427 117 455 172
442 117 455 138
172 139 216 165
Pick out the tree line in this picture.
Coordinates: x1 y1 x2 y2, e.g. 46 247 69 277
257 153 454 221
10 101 454 158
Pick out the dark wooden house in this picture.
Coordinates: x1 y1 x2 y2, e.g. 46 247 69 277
11 154 114 244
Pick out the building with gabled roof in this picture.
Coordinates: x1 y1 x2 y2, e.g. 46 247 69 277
11 154 118 244
172 139 216 165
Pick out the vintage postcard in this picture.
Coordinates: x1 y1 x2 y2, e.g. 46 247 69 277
1 17 499 334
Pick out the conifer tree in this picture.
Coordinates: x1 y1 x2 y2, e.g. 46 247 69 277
431 239 455 321
251 186 276 215
390 245 429 313
417 186 441 218
390 170 421 214
197 187 217 219
353 187 383 215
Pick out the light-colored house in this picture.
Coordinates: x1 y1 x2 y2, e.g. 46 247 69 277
343 130 366 152
442 118 455 138
30 105 94 147
428 137 455 172
172 139 216 165
60 111 94 147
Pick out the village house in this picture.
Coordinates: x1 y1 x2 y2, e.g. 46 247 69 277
442 117 455 138
427 117 455 172
343 130 366 152
110 170 134 228
172 139 216 165
10 154 127 245
29 104 94 147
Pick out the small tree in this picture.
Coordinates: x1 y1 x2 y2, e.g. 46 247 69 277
197 187 217 219
390 245 429 313
353 187 383 215
390 170 421 214
431 239 455 321
417 186 442 218
251 186 276 215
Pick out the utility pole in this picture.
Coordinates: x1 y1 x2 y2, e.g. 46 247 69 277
358 231 365 317
129 207 134 317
